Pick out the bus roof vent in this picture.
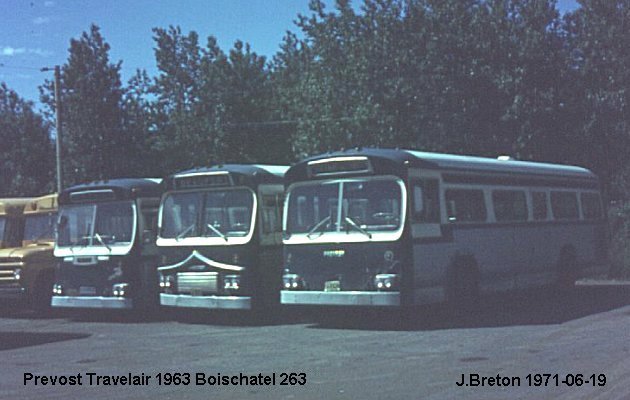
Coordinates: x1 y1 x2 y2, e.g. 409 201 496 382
497 155 515 161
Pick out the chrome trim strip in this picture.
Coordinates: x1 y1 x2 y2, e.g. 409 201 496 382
280 291 400 306
157 250 244 272
160 293 251 309
51 296 133 309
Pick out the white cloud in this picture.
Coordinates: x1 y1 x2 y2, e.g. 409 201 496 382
44 1 55 7
33 16 51 25
2 47 26 56
1 46 52 57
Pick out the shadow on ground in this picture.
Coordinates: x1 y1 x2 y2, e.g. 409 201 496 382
0 331 91 351
305 285 630 331
169 307 311 327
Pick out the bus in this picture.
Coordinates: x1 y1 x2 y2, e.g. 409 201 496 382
280 149 607 308
51 178 162 310
0 194 57 311
157 165 287 311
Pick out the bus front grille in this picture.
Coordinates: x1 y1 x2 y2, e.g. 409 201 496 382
176 272 218 295
0 259 22 285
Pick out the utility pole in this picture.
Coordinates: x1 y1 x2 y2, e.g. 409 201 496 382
42 66 63 193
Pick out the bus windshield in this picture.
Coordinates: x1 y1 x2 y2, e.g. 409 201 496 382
24 213 56 243
286 178 403 237
57 201 135 248
160 188 255 240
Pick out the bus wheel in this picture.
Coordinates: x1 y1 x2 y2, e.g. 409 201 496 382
134 263 160 317
446 262 479 312
32 270 54 315
556 246 578 292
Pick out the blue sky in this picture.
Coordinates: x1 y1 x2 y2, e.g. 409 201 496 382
1 0 580 107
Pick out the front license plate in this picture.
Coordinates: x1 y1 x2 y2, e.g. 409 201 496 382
324 280 341 292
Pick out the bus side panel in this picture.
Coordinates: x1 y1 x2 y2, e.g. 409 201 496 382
413 221 606 305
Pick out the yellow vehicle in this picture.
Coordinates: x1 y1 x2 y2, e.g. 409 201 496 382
0 198 32 249
0 194 57 311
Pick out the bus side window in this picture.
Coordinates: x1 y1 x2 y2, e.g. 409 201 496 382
581 192 603 220
411 179 440 223
142 209 158 242
262 194 283 234
532 192 548 220
445 189 487 223
492 190 527 221
551 191 579 220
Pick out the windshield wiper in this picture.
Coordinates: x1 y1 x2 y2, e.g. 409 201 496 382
176 224 196 240
93 232 112 252
206 223 228 242
344 217 372 239
307 215 331 239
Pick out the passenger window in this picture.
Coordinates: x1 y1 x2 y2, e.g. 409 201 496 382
445 189 486 222
262 194 283 233
581 193 602 220
411 178 440 223
532 192 548 220
551 191 579 220
492 190 527 221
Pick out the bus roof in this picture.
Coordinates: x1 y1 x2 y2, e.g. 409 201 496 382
165 164 288 190
0 198 34 216
286 148 598 183
23 193 58 215
59 178 163 205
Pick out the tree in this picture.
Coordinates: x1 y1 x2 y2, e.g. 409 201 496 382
0 83 53 196
564 0 630 197
40 24 135 186
151 26 289 170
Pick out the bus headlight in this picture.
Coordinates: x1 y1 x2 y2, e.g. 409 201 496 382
13 268 22 281
224 275 241 291
112 283 129 297
374 274 399 292
159 273 175 292
52 283 63 295
283 274 306 290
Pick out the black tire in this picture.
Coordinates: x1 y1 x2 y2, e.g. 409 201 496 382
31 270 55 315
134 262 160 316
556 246 578 291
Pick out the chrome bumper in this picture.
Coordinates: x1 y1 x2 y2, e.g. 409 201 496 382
51 296 133 309
160 293 251 310
281 290 400 306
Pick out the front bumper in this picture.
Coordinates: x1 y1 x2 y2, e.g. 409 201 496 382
160 293 251 310
51 296 133 309
281 290 400 306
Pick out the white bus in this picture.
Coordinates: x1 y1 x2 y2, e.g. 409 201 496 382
157 165 287 311
280 149 607 308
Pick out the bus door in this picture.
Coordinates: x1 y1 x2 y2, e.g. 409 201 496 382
256 184 284 306
408 171 447 303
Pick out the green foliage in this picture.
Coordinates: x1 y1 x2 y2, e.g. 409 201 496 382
0 0 625 222
608 201 630 278
40 24 136 186
0 83 53 196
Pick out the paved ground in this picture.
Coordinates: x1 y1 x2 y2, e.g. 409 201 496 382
1 285 630 399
